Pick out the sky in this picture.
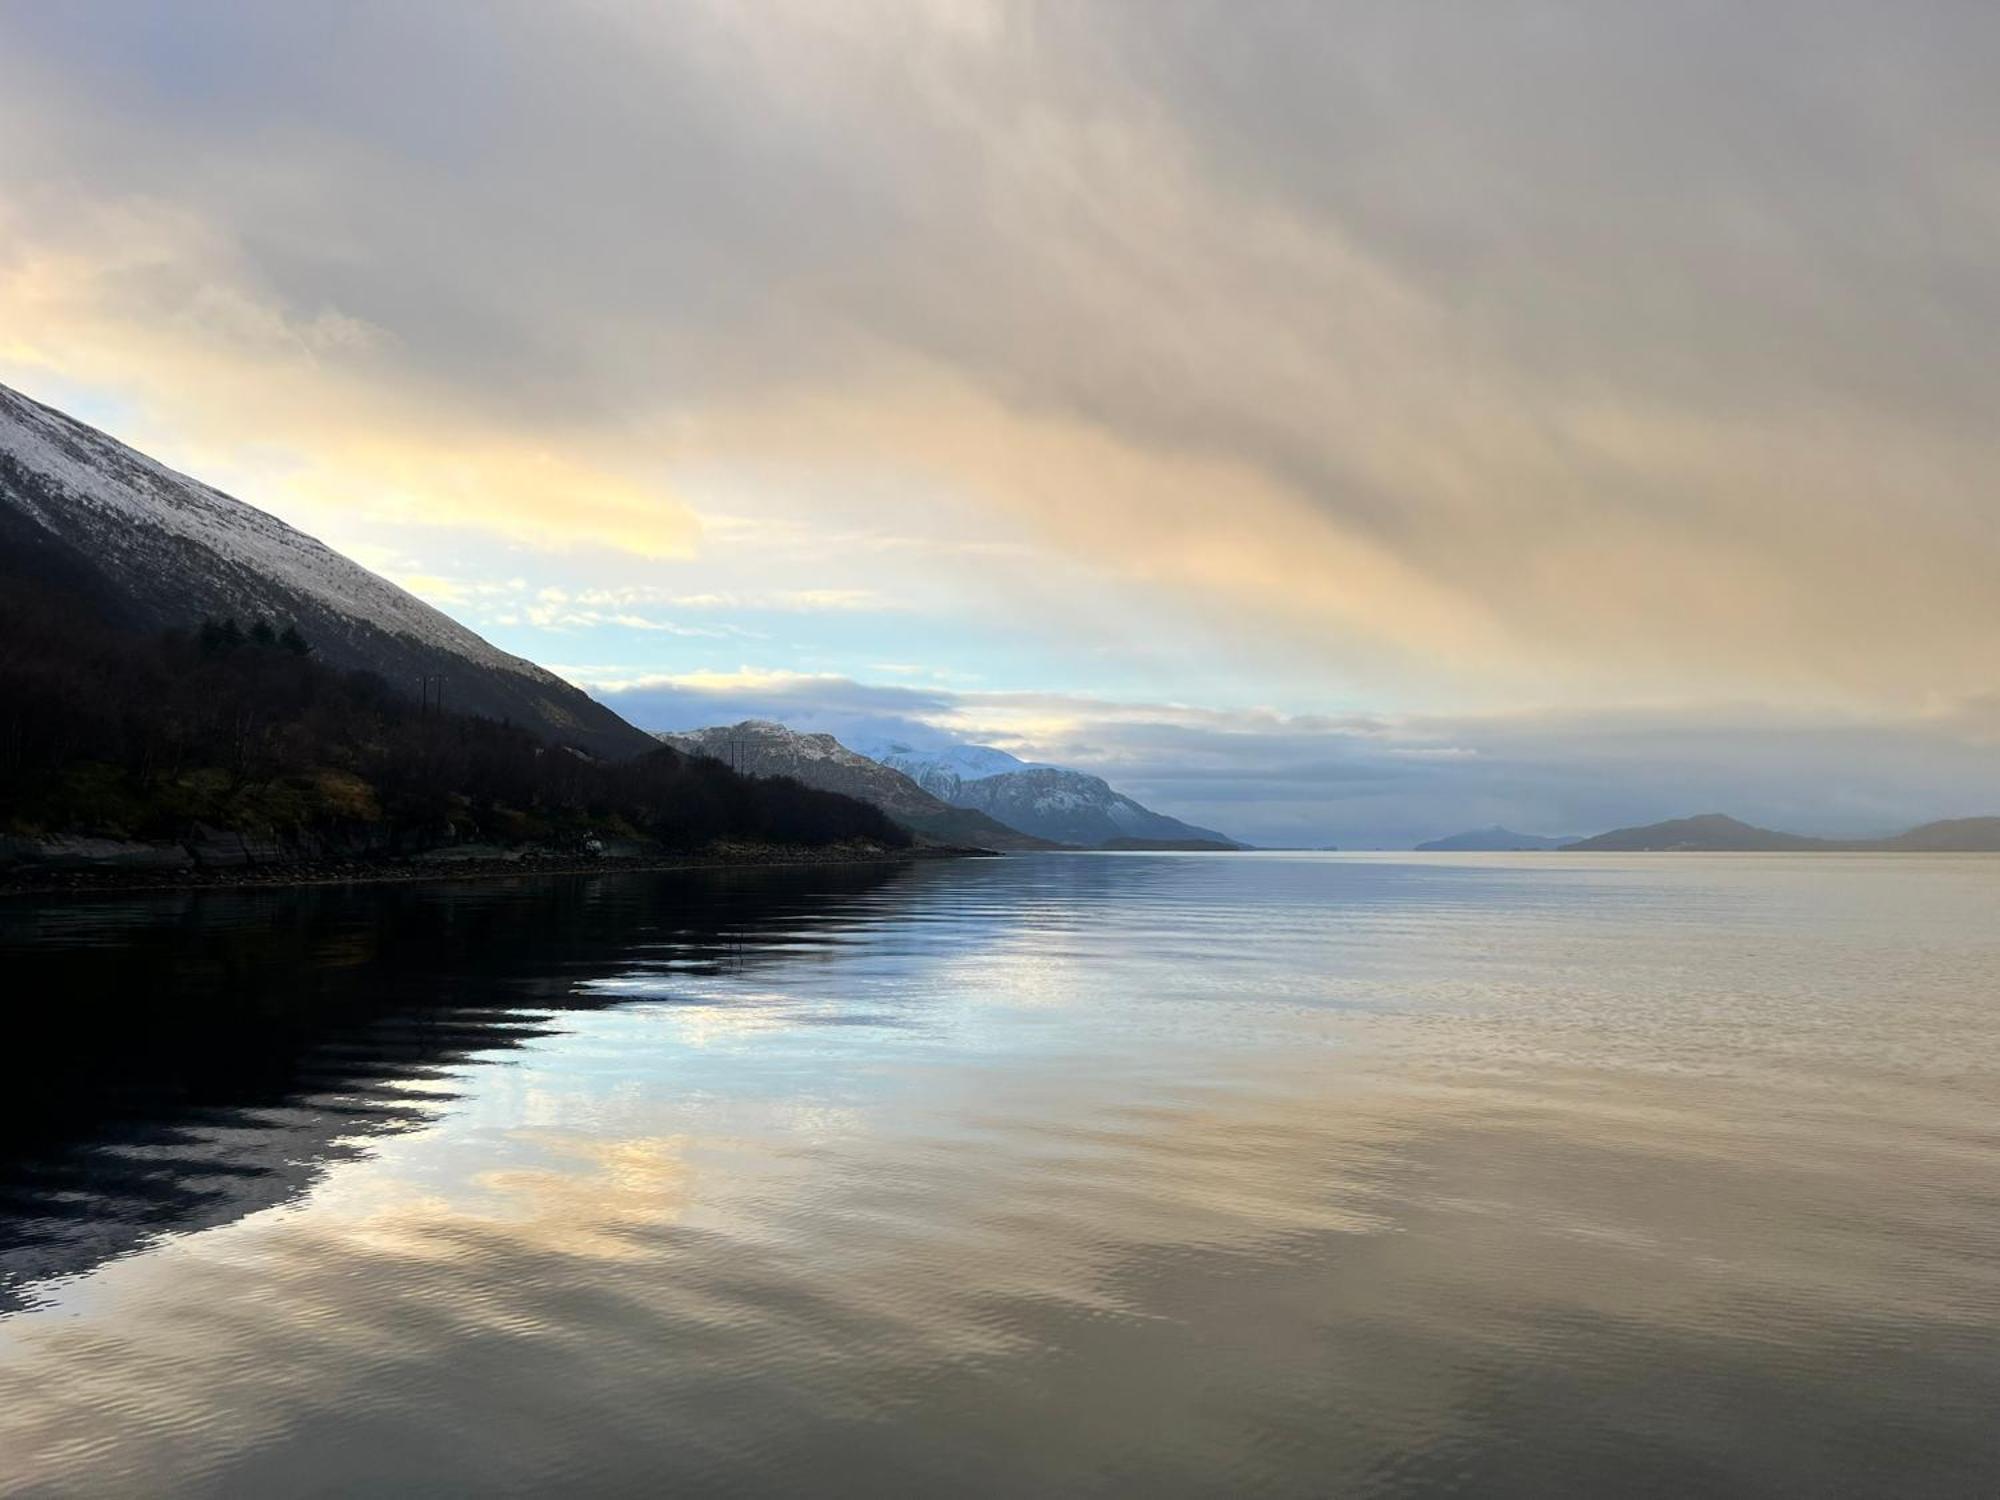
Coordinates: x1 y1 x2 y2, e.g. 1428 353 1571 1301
4 1 2000 846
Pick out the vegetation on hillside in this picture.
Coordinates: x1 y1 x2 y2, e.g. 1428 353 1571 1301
0 575 908 855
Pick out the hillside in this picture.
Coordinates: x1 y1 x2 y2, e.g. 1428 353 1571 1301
1871 817 2000 852
0 381 652 760
657 723 1058 850
0 574 909 872
1563 814 1832 852
861 739 1239 849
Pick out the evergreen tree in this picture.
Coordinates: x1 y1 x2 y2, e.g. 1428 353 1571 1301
278 622 312 656
249 618 277 648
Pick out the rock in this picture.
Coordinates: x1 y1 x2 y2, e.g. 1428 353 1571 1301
0 834 194 870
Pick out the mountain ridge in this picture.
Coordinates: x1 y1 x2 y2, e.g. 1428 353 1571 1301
0 381 653 760
656 722 1058 850
860 739 1239 849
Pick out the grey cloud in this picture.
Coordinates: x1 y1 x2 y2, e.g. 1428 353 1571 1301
594 672 958 742
1 3 888 417
1110 2 2000 413
17 4 1997 424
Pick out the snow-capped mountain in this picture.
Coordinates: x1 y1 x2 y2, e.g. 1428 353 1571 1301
856 740 1040 787
861 739 1240 849
854 739 1043 803
656 722 1057 850
0 381 653 759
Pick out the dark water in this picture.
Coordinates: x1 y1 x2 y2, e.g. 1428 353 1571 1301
1 852 1996 1496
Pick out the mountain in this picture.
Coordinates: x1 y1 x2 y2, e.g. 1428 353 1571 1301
656 723 1057 850
1563 814 1832 851
1416 826 1577 851
864 740 1034 785
0 580 909 867
860 739 1240 849
1872 817 2000 851
1566 811 2000 852
933 766 1240 849
0 381 653 760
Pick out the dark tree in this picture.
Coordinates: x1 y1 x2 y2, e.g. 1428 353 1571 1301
249 618 278 648
278 623 311 656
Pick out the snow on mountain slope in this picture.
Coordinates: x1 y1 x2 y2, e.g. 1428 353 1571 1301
856 739 1036 786
863 740 1240 849
0 380 654 758
656 722 1057 850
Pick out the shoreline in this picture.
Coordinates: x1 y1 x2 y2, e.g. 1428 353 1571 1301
0 842 998 900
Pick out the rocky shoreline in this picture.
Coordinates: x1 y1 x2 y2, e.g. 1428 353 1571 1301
0 839 998 899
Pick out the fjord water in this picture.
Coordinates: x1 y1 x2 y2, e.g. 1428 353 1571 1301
1 854 1996 1496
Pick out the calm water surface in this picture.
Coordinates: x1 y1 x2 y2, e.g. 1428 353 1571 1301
1 852 1997 1495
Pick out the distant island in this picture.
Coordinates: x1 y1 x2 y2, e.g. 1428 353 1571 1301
1565 812 2000 852
1409 814 2000 853
1417 826 1576 851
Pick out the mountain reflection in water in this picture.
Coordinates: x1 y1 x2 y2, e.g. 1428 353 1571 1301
1 852 1997 1498
0 863 914 1310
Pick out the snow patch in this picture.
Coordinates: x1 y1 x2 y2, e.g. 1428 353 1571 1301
0 382 549 680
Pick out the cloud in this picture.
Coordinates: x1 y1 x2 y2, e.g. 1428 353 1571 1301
579 667 957 737
551 585 893 614
0 177 702 561
4 2 1999 719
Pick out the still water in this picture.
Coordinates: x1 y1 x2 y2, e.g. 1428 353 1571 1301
1 852 1996 1496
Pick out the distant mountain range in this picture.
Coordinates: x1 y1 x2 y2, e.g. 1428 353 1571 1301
1416 826 1576 851
859 739 1239 849
1565 812 2000 852
0 381 651 760
656 723 1056 850
656 726 1239 851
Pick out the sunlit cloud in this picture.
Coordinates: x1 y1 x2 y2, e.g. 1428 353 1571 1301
0 197 701 561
